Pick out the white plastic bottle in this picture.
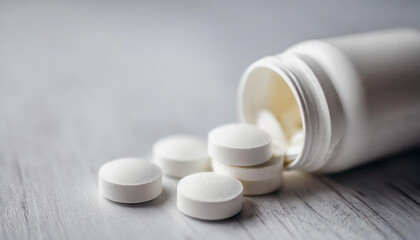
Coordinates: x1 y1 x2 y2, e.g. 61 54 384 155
238 28 420 173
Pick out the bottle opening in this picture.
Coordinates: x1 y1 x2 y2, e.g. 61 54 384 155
239 64 306 164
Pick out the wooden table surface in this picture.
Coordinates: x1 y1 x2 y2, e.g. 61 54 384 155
1 1 420 239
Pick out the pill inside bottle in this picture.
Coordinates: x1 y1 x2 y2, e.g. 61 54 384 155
240 68 305 164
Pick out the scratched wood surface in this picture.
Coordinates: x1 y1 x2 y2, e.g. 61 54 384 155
1 1 420 239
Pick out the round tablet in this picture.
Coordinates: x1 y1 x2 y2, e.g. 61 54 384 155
98 158 162 204
177 172 243 220
256 109 287 149
208 123 272 166
285 143 303 162
290 131 304 145
211 152 284 182
153 135 210 178
212 152 283 195
240 172 283 195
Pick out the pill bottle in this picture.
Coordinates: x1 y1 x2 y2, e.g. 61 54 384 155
238 28 420 173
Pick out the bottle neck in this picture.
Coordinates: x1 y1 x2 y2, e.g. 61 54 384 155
238 53 341 172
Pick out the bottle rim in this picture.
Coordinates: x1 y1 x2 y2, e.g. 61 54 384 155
238 55 333 172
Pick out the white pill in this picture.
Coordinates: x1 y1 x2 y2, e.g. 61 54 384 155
285 143 303 162
211 152 284 181
256 109 287 149
153 135 210 178
290 130 304 145
212 153 284 195
177 172 243 220
240 172 283 195
98 158 162 204
208 123 272 166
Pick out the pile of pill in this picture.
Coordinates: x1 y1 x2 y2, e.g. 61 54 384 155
208 123 284 196
98 109 304 220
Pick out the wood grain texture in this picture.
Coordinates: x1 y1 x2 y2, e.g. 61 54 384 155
1 1 420 239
